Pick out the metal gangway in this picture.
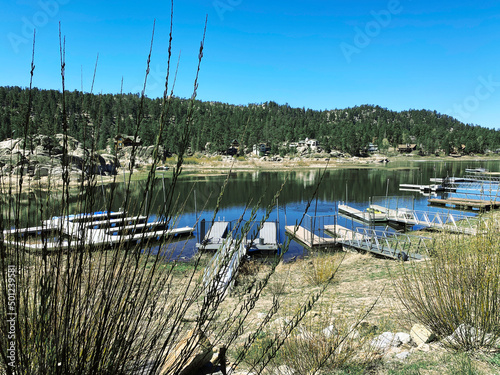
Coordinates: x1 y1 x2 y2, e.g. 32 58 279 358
382 208 482 235
203 235 247 299
463 174 500 183
339 227 430 260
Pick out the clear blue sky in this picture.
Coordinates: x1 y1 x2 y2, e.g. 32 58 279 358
1 0 500 129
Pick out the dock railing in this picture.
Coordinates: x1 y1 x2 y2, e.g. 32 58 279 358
463 174 500 183
203 234 247 300
387 208 481 235
371 196 415 212
303 214 338 247
341 228 430 260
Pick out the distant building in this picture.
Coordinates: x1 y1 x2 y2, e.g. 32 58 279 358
305 138 320 151
114 135 142 150
253 143 269 156
397 144 417 153
367 143 379 152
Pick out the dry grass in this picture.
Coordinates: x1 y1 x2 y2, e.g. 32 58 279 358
301 251 342 286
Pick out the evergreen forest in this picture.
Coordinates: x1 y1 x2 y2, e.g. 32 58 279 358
1 86 499 156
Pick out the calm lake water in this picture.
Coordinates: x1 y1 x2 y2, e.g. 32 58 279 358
9 159 500 260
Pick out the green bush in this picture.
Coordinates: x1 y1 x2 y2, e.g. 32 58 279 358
396 219 500 351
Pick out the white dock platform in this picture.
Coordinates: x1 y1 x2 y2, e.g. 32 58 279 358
249 222 279 252
196 221 230 251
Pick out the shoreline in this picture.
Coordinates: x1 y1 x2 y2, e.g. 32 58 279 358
175 153 500 174
2 154 499 191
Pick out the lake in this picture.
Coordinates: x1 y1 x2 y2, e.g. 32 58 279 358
143 159 498 260
7 159 499 260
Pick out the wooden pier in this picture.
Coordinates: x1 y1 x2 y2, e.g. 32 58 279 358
285 225 338 249
428 197 500 211
338 204 387 224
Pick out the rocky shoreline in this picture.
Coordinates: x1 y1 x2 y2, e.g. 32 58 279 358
1 135 498 189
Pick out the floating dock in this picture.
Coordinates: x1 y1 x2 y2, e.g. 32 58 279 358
248 221 279 252
338 204 387 224
3 211 194 251
428 197 500 211
399 183 445 193
196 221 230 250
285 225 338 249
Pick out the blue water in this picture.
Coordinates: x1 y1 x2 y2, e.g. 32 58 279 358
140 160 499 261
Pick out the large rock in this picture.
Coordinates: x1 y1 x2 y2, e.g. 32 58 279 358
371 332 401 352
410 324 435 346
159 329 213 375
443 324 494 347
395 332 412 345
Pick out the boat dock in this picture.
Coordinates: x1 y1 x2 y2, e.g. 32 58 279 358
428 197 500 211
4 211 194 251
280 212 430 261
248 221 279 252
196 220 230 250
285 225 338 249
338 204 387 224
399 184 446 193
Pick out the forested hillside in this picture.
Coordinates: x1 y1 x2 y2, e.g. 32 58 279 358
1 86 499 156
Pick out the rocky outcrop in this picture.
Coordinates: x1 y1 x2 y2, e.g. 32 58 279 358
0 135 121 179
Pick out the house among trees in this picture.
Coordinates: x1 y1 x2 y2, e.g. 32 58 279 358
288 138 321 153
367 143 379 153
253 143 270 156
114 135 142 150
397 144 417 153
305 138 319 150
